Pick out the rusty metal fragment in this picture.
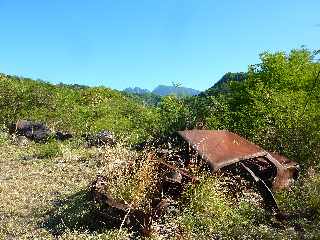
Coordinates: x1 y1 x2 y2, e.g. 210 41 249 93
90 175 152 234
240 162 279 213
89 159 194 236
178 130 299 191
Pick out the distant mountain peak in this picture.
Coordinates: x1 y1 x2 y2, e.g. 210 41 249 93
152 85 200 96
124 85 200 97
123 87 150 95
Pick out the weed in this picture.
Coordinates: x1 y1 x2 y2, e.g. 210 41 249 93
36 140 63 159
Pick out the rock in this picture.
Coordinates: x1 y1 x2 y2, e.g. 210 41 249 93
9 120 51 142
83 130 116 147
55 131 73 141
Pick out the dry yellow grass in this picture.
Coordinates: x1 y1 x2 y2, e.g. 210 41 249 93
0 138 135 239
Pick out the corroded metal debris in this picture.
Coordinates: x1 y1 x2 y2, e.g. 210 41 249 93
91 130 300 235
178 130 300 190
90 175 151 234
90 158 195 236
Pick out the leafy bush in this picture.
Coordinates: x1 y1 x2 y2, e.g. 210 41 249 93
0 126 9 145
36 141 62 159
157 96 195 136
276 168 320 217
190 48 320 168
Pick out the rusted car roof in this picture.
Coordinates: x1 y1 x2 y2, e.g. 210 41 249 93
178 130 266 170
178 130 297 169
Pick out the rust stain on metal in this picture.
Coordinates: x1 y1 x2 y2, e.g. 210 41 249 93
178 130 299 190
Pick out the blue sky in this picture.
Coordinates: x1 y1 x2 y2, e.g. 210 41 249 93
0 0 319 91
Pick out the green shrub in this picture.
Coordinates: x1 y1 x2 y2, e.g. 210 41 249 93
0 132 8 145
157 96 195 135
36 141 62 159
176 174 320 239
179 176 270 239
276 169 320 217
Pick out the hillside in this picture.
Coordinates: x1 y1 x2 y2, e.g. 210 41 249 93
0 73 159 144
200 72 247 96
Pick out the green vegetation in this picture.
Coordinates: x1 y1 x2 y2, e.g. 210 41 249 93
0 74 160 144
122 90 162 107
189 48 320 168
36 141 63 159
0 48 320 239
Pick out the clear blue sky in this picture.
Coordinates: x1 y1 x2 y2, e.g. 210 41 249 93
0 0 319 91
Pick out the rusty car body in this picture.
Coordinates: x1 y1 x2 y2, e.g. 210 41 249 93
178 130 300 191
90 130 300 235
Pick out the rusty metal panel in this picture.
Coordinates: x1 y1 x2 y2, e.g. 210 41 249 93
178 130 266 170
178 130 300 190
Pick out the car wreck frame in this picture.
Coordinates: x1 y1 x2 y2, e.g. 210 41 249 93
178 130 300 191
90 130 300 235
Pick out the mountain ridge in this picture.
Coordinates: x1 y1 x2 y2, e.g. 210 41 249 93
124 85 200 96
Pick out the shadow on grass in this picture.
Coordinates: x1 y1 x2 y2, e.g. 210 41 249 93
41 190 120 236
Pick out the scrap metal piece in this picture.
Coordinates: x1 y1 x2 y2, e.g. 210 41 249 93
178 130 299 190
240 162 279 213
90 175 152 234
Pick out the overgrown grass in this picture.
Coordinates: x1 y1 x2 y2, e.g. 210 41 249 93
0 132 161 239
173 171 320 240
0 134 133 239
1 131 320 239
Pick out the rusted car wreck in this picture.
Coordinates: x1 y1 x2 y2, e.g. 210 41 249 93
91 130 300 235
178 130 299 191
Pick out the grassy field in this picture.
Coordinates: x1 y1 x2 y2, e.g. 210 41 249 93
1 130 320 239
0 134 133 239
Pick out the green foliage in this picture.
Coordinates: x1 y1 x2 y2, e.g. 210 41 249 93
178 173 320 239
192 48 320 168
36 141 62 159
0 74 160 145
276 168 320 217
180 176 272 239
0 125 9 145
157 96 195 135
122 90 162 106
